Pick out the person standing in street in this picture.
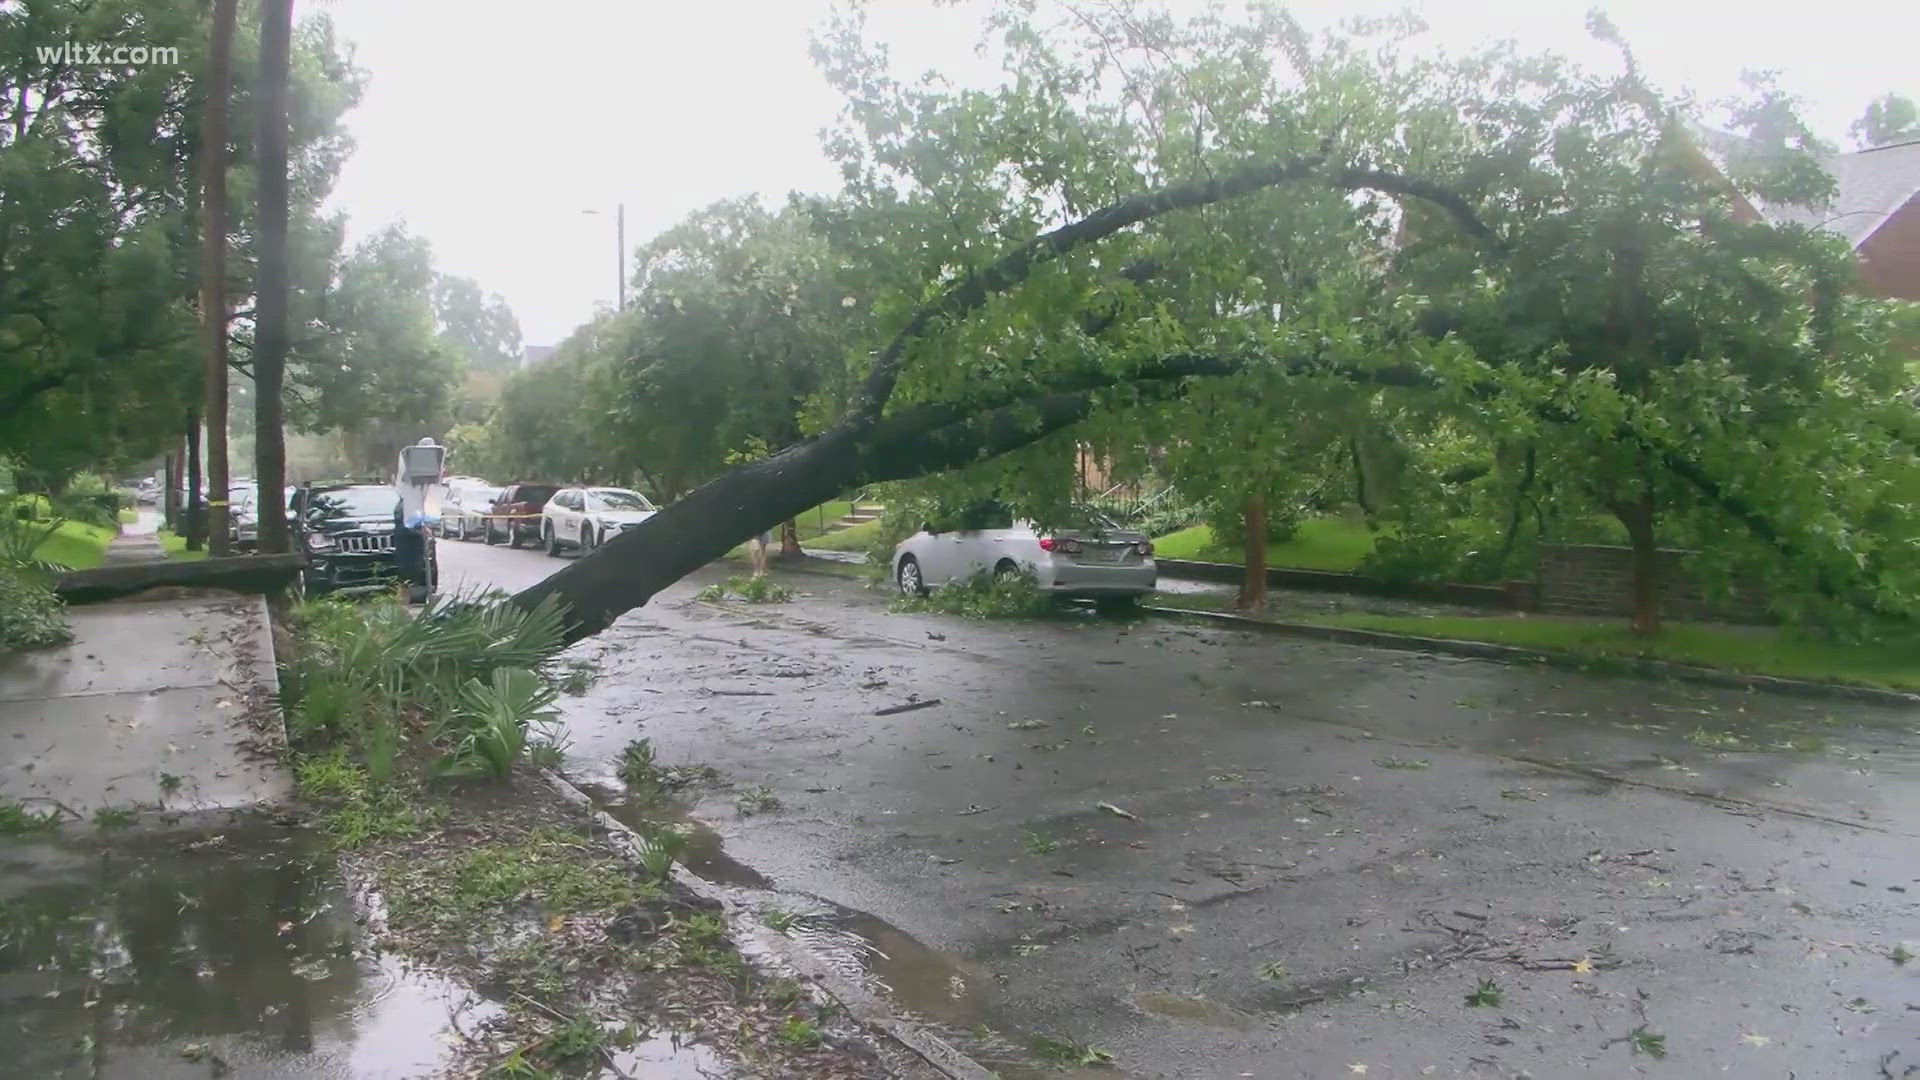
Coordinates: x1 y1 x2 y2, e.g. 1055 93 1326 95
749 528 771 575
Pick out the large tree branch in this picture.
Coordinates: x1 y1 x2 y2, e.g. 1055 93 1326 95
850 158 1497 423
0 371 69 422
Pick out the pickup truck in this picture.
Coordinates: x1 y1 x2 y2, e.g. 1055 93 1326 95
483 482 560 548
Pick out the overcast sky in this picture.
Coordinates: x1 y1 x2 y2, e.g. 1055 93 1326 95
320 0 1917 347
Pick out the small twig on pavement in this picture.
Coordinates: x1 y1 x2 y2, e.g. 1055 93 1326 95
874 698 941 716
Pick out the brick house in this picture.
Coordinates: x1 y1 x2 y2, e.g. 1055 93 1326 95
1770 138 1920 301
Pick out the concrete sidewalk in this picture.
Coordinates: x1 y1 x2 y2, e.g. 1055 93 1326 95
99 508 166 565
0 592 288 821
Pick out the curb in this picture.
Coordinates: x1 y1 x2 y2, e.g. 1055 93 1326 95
539 770 995 1080
1143 605 1920 708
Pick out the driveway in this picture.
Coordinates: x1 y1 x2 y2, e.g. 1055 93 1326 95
441 539 1920 1079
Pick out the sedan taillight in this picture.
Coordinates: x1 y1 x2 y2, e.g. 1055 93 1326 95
1137 541 1153 556
1039 537 1081 554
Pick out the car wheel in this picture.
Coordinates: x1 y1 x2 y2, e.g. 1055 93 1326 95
544 522 562 557
508 523 524 549
1095 594 1140 616
580 525 596 556
992 559 1020 581
897 555 927 597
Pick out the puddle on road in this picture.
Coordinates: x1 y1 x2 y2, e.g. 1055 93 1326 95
585 783 1130 1080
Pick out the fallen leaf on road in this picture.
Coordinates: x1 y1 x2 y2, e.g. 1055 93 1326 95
1006 719 1048 730
956 804 995 815
1571 956 1593 973
1097 802 1139 821
1740 1032 1771 1046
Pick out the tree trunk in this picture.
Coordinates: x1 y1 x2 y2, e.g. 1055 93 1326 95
1614 491 1661 637
1237 491 1268 609
184 412 204 551
163 452 180 531
514 428 864 641
250 0 294 555
780 517 801 557
201 0 238 557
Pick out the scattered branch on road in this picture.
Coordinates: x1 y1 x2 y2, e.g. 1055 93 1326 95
873 698 942 717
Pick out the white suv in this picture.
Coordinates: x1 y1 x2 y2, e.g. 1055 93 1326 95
541 486 658 556
892 501 1155 606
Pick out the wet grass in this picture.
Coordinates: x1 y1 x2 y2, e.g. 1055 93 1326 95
294 750 438 846
1151 516 1383 571
157 528 208 561
31 520 114 569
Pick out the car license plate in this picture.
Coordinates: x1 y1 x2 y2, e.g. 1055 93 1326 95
1078 546 1123 563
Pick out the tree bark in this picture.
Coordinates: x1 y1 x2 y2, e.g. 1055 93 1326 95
184 412 204 551
163 452 180 531
1613 490 1661 637
250 0 294 555
1238 491 1268 609
201 0 238 557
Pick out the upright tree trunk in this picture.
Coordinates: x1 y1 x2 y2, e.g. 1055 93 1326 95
163 452 180 531
250 0 294 554
1237 491 1268 609
780 517 801 557
1614 491 1661 637
200 0 238 556
184 413 204 550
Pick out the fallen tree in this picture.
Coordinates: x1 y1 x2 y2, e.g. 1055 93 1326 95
510 3 1919 642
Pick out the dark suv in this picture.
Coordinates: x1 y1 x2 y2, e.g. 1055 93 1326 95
292 484 436 600
484 482 559 548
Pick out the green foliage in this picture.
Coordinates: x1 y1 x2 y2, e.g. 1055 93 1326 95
1465 978 1504 1007
894 567 1055 620
436 667 558 780
1 0 366 478
696 573 794 603
1849 93 1919 148
0 565 69 652
0 798 62 834
282 590 568 780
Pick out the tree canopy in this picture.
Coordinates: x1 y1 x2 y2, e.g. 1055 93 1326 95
508 1 1918 642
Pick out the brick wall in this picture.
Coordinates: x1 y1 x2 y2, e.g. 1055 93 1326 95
1535 544 1771 624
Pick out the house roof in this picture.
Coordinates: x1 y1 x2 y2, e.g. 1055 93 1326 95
1764 139 1920 249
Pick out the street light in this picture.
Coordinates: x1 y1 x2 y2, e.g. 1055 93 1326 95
582 204 626 311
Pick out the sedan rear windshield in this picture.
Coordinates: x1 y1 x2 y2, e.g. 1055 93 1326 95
515 485 559 503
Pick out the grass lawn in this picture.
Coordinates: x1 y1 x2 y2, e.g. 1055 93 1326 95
31 520 115 569
1305 612 1920 691
805 516 885 553
158 529 208 561
1153 516 1383 572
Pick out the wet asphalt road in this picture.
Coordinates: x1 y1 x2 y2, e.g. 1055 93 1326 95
444 540 1920 1080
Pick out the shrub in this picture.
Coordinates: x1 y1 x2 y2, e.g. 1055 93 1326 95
0 564 70 651
281 590 569 780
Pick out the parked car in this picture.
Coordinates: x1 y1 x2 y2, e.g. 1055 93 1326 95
442 482 503 541
892 500 1155 608
291 483 435 600
540 486 657 556
135 478 160 504
483 482 560 547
